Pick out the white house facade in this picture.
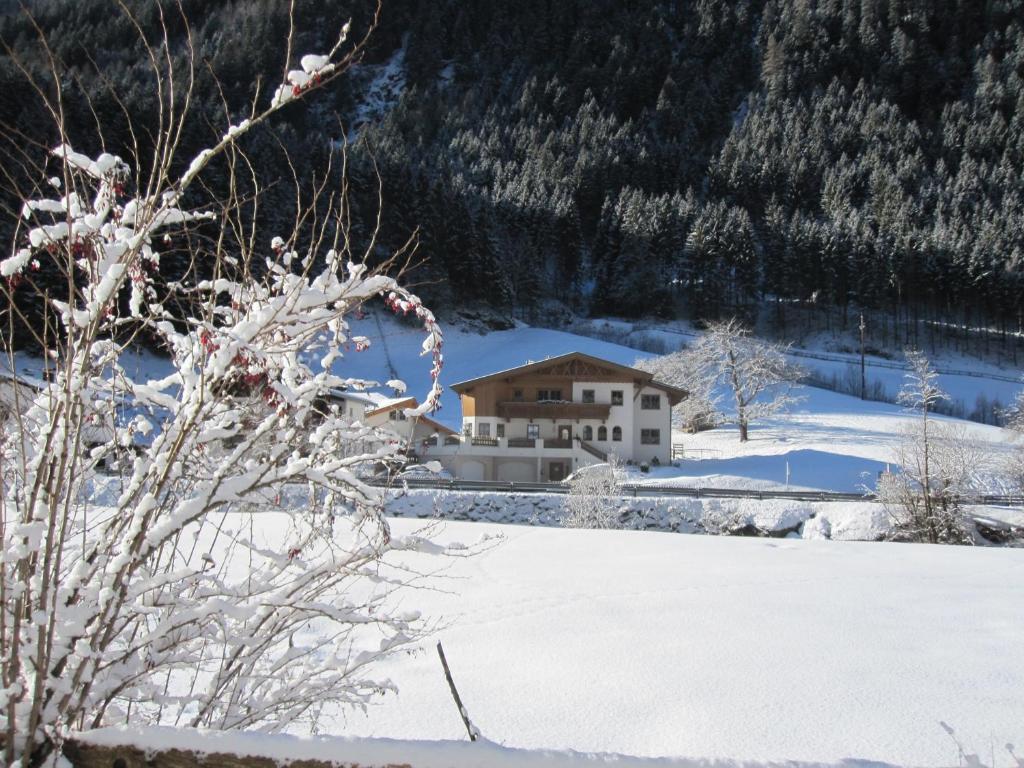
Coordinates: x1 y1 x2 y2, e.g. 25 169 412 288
421 352 686 482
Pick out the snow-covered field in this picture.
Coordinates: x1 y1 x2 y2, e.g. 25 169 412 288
19 313 1021 763
10 310 1020 504
335 517 1024 765
11 312 1019 500
661 388 1013 493
333 312 1021 496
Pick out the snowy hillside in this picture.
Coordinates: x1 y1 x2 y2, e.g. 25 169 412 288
331 313 1021 495
335 518 1024 765
7 312 1017 498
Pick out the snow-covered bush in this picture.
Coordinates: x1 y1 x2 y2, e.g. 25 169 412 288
564 458 623 529
877 351 991 544
0 10 450 766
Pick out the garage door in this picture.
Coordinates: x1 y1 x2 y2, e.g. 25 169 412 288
497 461 535 483
459 460 486 481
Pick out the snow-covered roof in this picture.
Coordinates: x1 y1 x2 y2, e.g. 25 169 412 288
0 358 44 392
365 395 417 417
324 388 378 407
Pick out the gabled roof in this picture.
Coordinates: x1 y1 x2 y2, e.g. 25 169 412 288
449 351 688 406
364 396 456 435
365 396 417 418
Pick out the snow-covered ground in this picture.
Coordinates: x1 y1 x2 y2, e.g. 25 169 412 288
568 317 1024 419
660 388 1014 493
334 517 1024 765
9 311 1019 500
331 312 1021 496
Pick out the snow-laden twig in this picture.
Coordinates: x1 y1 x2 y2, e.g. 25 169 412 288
0 4 453 765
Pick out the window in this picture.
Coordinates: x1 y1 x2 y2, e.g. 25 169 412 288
513 389 524 401
527 423 539 439
389 409 407 421
641 394 661 410
611 390 624 406
537 389 562 402
612 426 622 441
477 422 491 437
641 428 661 445
581 389 595 403
598 426 607 441
582 425 593 440
496 423 505 438
463 423 472 437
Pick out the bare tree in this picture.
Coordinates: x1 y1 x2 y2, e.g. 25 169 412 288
563 456 623 529
634 348 720 432
1001 387 1024 432
692 319 804 442
878 422 991 544
0 6 452 766
877 351 989 543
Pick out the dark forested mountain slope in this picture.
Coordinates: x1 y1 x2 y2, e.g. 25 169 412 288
2 0 1023 344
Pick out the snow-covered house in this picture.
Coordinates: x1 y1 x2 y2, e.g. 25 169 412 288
0 364 43 419
363 394 456 454
320 389 456 460
0 361 116 447
422 352 686 482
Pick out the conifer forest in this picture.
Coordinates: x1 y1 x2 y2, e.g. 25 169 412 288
2 0 1023 351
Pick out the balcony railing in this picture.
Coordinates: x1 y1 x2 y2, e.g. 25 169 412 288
425 435 577 452
497 400 612 421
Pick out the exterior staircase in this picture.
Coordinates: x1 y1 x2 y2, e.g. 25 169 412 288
578 439 607 462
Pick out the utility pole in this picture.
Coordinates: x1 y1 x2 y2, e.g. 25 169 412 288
859 312 866 400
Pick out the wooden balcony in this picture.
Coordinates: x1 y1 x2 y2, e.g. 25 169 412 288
496 400 611 421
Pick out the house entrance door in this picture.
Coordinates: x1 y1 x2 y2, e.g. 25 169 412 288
548 461 568 482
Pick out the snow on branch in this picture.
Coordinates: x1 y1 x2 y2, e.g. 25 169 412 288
0 4 448 765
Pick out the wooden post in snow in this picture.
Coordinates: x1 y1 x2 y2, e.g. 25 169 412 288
436 641 479 742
